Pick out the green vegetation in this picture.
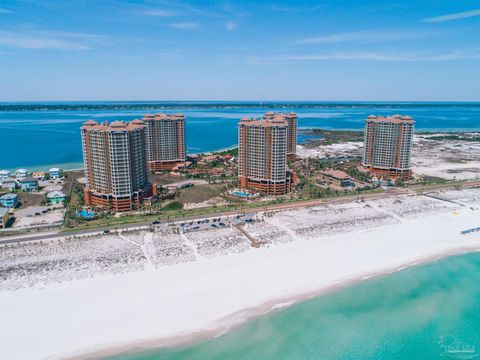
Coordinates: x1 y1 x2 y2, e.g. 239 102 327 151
424 134 480 142
17 192 44 208
215 147 238 157
60 177 472 233
161 201 183 211
297 175 376 200
178 184 226 205
302 129 364 147
346 166 371 183
416 176 449 186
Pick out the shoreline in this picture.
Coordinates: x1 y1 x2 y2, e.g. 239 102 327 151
71 245 480 360
1 195 479 360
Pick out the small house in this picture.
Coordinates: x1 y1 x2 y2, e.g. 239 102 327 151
49 168 62 179
19 177 39 192
0 178 18 191
0 207 9 228
0 193 18 208
47 190 66 205
16 169 30 179
0 170 10 180
32 171 46 180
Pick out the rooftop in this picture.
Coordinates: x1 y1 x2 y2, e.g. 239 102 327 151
240 117 288 127
0 193 18 200
47 191 66 198
366 114 415 124
19 177 38 183
321 169 352 180
0 207 9 216
263 112 298 120
1 178 16 183
142 113 185 121
81 119 145 131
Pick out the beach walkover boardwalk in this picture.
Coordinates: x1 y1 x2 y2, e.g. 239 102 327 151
234 223 270 248
461 227 480 235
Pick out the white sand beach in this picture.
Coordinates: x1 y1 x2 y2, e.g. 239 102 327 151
1 190 480 359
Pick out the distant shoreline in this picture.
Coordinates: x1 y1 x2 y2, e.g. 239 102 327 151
1 101 480 112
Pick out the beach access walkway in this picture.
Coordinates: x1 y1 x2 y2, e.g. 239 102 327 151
461 227 480 235
234 224 264 248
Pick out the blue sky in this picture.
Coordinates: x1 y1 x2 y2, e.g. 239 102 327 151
0 0 479 101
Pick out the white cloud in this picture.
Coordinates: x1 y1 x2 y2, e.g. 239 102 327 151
297 30 435 45
265 4 325 12
247 50 480 64
226 21 237 30
0 8 12 14
168 22 199 29
422 9 480 23
0 28 104 50
140 9 177 17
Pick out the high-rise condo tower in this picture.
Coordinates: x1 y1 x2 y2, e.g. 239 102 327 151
362 114 415 180
238 117 296 195
263 112 298 160
81 119 150 212
142 113 186 171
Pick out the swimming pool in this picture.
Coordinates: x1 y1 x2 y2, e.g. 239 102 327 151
232 190 251 197
76 210 95 218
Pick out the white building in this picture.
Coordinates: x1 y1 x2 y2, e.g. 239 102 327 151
49 168 62 179
0 170 10 180
15 169 29 179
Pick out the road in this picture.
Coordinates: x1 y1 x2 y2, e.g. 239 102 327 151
1 181 477 246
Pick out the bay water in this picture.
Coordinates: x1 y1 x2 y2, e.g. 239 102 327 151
1 102 479 170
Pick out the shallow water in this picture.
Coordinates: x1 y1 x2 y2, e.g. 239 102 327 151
106 253 480 360
1 102 479 170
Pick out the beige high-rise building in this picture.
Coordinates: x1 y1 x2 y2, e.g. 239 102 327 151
80 119 150 212
142 113 186 171
263 112 298 160
362 114 415 180
238 117 296 195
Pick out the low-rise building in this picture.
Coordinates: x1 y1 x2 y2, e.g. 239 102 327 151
0 193 19 208
0 170 10 180
49 168 62 179
32 171 46 180
47 190 66 205
320 169 355 188
19 177 39 192
16 169 30 179
0 207 9 228
0 178 18 191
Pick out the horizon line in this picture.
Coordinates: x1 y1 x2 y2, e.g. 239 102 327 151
1 100 480 104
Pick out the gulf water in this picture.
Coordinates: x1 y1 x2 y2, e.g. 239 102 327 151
107 253 480 360
1 102 479 170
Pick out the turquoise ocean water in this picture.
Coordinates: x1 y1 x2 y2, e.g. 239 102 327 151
107 253 480 360
1 102 479 170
